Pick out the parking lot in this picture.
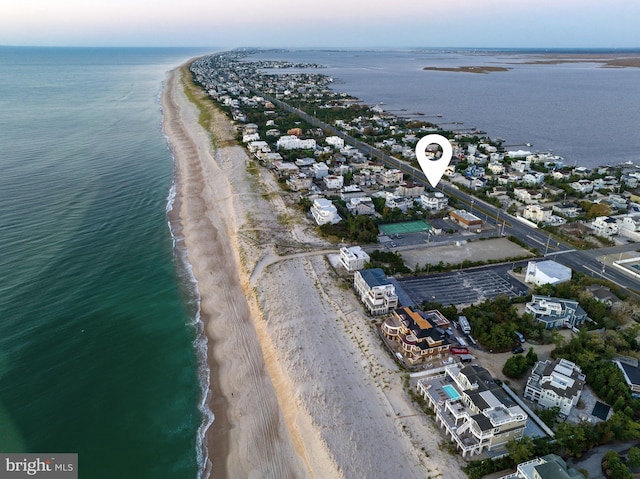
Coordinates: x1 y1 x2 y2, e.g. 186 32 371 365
397 263 530 307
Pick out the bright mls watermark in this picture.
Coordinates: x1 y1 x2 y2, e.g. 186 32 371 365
0 455 77 479
415 134 453 188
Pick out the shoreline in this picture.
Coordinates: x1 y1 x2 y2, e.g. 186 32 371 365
162 65 308 478
162 62 467 478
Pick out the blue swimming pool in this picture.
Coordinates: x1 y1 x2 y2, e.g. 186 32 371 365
443 384 461 400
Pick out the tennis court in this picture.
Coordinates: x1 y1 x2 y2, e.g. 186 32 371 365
378 220 432 235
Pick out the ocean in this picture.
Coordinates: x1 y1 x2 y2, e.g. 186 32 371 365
248 49 640 168
0 47 212 478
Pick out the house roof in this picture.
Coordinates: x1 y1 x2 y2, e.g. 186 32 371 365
359 268 389 288
617 361 640 387
534 461 572 479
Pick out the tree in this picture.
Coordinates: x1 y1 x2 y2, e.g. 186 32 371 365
603 451 632 479
503 355 530 378
506 436 535 464
525 347 538 366
536 406 560 429
627 447 640 468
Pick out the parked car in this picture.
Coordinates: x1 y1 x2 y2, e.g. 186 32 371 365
512 346 524 354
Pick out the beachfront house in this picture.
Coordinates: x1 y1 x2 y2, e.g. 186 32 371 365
353 268 399 315
524 358 585 416
310 198 341 226
339 246 370 272
498 454 585 479
381 307 451 365
416 364 527 458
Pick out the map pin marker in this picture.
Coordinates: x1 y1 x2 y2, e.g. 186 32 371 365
415 134 453 188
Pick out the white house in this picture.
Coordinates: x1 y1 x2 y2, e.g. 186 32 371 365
416 364 527 458
522 172 545 186
569 180 594 194
276 135 317 150
339 185 365 200
353 268 399 315
312 162 330 179
346 197 376 216
525 295 588 329
525 260 572 286
286 174 313 192
523 204 552 223
378 169 404 186
325 136 345 149
620 215 640 233
385 195 413 213
323 175 344 190
395 181 425 198
511 159 531 173
524 358 586 416
242 132 260 143
553 202 581 218
247 140 270 153
272 161 300 178
591 216 619 237
339 246 370 272
514 188 542 204
488 161 505 175
310 198 341 226
419 192 449 211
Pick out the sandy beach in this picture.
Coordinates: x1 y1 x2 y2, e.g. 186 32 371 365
162 63 467 478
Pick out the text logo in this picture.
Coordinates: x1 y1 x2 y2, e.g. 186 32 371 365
1 455 77 479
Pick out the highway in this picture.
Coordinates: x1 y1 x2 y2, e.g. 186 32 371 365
262 93 640 294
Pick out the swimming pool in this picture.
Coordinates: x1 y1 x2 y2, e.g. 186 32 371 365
443 384 461 400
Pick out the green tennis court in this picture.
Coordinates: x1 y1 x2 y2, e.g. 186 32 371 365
378 220 432 235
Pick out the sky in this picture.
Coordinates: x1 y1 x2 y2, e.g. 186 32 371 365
1 0 639 48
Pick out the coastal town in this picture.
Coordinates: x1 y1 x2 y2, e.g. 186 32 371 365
187 49 640 479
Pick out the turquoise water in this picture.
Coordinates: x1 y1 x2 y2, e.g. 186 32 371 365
0 47 212 478
443 384 461 400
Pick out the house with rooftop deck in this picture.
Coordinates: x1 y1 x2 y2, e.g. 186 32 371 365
353 268 399 315
310 198 340 226
381 307 450 365
525 295 587 329
524 358 585 416
417 364 527 458
339 246 370 272
498 454 585 479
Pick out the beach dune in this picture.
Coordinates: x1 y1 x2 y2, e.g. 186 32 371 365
162 64 466 479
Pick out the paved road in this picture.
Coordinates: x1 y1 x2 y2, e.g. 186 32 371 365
261 92 640 294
